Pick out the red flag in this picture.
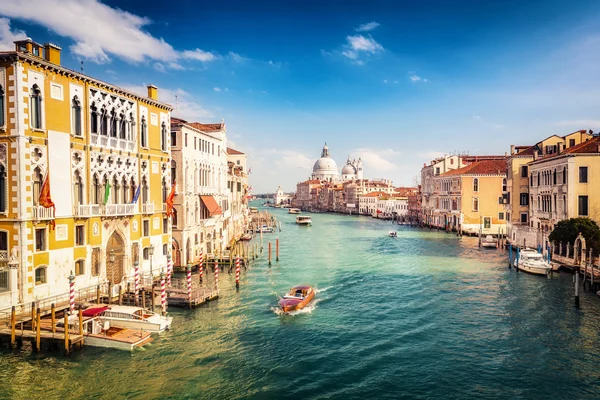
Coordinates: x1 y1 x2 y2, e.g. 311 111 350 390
376 209 382 214
39 173 56 230
165 182 176 217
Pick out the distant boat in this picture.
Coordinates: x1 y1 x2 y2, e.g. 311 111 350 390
240 233 252 241
256 225 275 233
513 248 552 275
389 231 397 238
288 208 301 214
278 285 315 313
481 235 497 248
296 216 312 226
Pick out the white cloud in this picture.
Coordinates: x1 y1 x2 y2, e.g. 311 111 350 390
275 151 314 170
356 21 380 32
228 51 248 63
0 0 217 67
213 87 221 92
409 74 428 83
0 17 26 50
352 148 400 172
417 151 446 161
342 34 384 62
123 85 214 120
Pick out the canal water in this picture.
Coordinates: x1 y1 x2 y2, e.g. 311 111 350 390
2 204 600 400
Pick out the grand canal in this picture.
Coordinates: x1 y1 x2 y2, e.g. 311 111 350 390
1 205 600 399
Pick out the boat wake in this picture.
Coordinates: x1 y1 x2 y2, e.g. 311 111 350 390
315 285 334 293
271 298 321 316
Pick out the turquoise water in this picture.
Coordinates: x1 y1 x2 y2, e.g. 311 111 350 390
2 203 600 399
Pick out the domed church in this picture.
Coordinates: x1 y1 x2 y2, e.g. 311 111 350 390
341 156 363 181
311 143 363 182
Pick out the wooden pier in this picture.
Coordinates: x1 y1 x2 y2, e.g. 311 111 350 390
167 287 219 309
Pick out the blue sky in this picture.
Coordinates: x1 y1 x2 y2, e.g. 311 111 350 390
2 0 600 192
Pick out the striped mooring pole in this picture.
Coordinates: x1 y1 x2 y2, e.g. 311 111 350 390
134 261 140 305
160 272 167 315
199 249 203 284
186 265 192 308
68 271 75 315
214 259 219 290
235 255 240 290
167 254 173 287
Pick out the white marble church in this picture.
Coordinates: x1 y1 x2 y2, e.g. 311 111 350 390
311 143 363 182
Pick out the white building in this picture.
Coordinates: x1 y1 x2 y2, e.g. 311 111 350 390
311 143 340 182
274 186 292 205
341 156 364 181
227 148 249 244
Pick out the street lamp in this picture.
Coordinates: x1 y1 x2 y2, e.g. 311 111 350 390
149 244 154 277
109 249 115 284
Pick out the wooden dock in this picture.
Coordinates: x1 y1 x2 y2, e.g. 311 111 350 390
0 326 84 354
167 287 219 309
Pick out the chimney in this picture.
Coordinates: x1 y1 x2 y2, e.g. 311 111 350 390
557 142 563 153
14 38 33 54
43 43 61 65
510 144 515 155
533 152 538 161
147 85 158 100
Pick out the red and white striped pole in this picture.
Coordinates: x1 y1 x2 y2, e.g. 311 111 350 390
134 261 140 305
68 272 75 315
235 255 240 290
160 272 166 315
186 265 192 308
214 259 219 290
198 249 203 284
167 254 173 288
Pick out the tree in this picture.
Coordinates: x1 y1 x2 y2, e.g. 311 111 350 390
549 218 600 252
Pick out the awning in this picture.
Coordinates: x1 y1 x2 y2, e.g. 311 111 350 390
200 195 223 216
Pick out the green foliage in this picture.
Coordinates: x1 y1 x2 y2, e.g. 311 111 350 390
549 218 600 251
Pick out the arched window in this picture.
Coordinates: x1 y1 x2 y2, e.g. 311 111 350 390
129 177 136 203
128 113 135 141
30 84 42 129
119 112 126 139
502 178 507 192
161 122 167 151
537 172 540 186
72 96 82 136
0 84 5 127
0 164 5 213
563 195 567 213
91 175 100 204
142 176 149 203
110 109 117 138
122 177 128 204
73 170 83 205
473 178 478 192
171 160 177 185
35 266 47 285
112 175 119 204
100 107 108 136
32 167 43 206
141 116 148 148
101 175 109 205
90 103 98 134
563 167 567 184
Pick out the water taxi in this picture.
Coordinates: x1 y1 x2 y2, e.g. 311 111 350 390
481 235 497 248
85 305 172 333
256 225 275 233
296 216 312 225
288 208 301 214
513 248 552 275
278 286 315 313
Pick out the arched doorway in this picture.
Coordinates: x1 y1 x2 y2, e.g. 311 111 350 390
106 231 125 284
172 239 181 268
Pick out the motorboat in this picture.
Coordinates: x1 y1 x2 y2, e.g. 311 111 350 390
481 235 497 248
288 208 301 214
389 231 397 238
296 216 312 226
85 305 172 333
240 233 253 241
513 248 552 275
278 286 315 313
256 225 275 233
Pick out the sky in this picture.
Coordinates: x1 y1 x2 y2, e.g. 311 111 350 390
2 0 600 193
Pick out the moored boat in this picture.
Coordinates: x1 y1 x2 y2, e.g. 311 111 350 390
256 225 275 233
288 208 301 214
85 305 172 333
481 235 497 248
296 216 312 225
278 286 315 313
513 248 552 275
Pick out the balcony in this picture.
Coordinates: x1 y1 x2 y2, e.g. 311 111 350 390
32 206 54 220
90 134 135 151
0 250 7 262
142 203 155 214
73 204 96 218
102 204 135 216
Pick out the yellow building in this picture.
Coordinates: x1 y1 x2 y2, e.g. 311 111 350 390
434 159 508 235
0 39 173 307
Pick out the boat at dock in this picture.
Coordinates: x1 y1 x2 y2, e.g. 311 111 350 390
288 208 301 214
481 235 497 248
513 248 552 275
84 305 172 333
278 286 315 313
296 216 312 225
256 225 275 233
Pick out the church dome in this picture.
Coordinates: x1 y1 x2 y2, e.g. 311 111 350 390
341 163 356 175
313 157 338 174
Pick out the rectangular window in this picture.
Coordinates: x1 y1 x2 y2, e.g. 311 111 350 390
0 270 8 292
521 166 528 178
75 260 85 275
578 195 588 216
75 225 85 246
579 167 588 183
519 193 529 206
171 132 177 147
569 139 575 147
472 197 479 212
143 247 150 260
35 228 46 251
506 212 510 222
237 182 242 192
498 212 505 220
163 218 168 234
212 143 214 155
498 196 503 205
143 220 150 237
520 213 528 223
194 137 197 150
185 133 188 147
483 217 491 229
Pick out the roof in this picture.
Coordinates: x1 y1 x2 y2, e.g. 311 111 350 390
189 122 224 132
561 136 600 154
441 159 507 176
362 191 387 197
227 147 245 155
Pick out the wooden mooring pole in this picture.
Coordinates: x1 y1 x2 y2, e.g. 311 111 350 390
508 244 512 269
64 313 70 356
10 306 16 348
276 239 279 262
268 242 272 266
35 308 41 352
51 303 56 335
30 302 35 332
141 288 146 310
575 268 580 308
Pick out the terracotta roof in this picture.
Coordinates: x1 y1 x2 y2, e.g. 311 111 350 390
515 145 538 156
171 117 187 125
441 159 507 176
362 191 387 197
227 147 245 155
560 136 600 154
189 122 223 132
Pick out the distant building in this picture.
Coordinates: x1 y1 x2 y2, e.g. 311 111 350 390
274 186 292 205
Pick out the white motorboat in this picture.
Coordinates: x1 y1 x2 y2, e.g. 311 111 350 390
389 231 397 238
481 235 497 248
86 305 172 333
256 225 275 233
288 208 301 214
296 216 312 226
513 248 552 275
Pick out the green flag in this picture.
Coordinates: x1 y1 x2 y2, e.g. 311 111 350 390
104 181 111 204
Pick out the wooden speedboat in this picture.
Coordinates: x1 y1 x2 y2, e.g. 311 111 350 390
278 285 315 313
85 305 172 333
481 235 497 248
296 216 312 225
